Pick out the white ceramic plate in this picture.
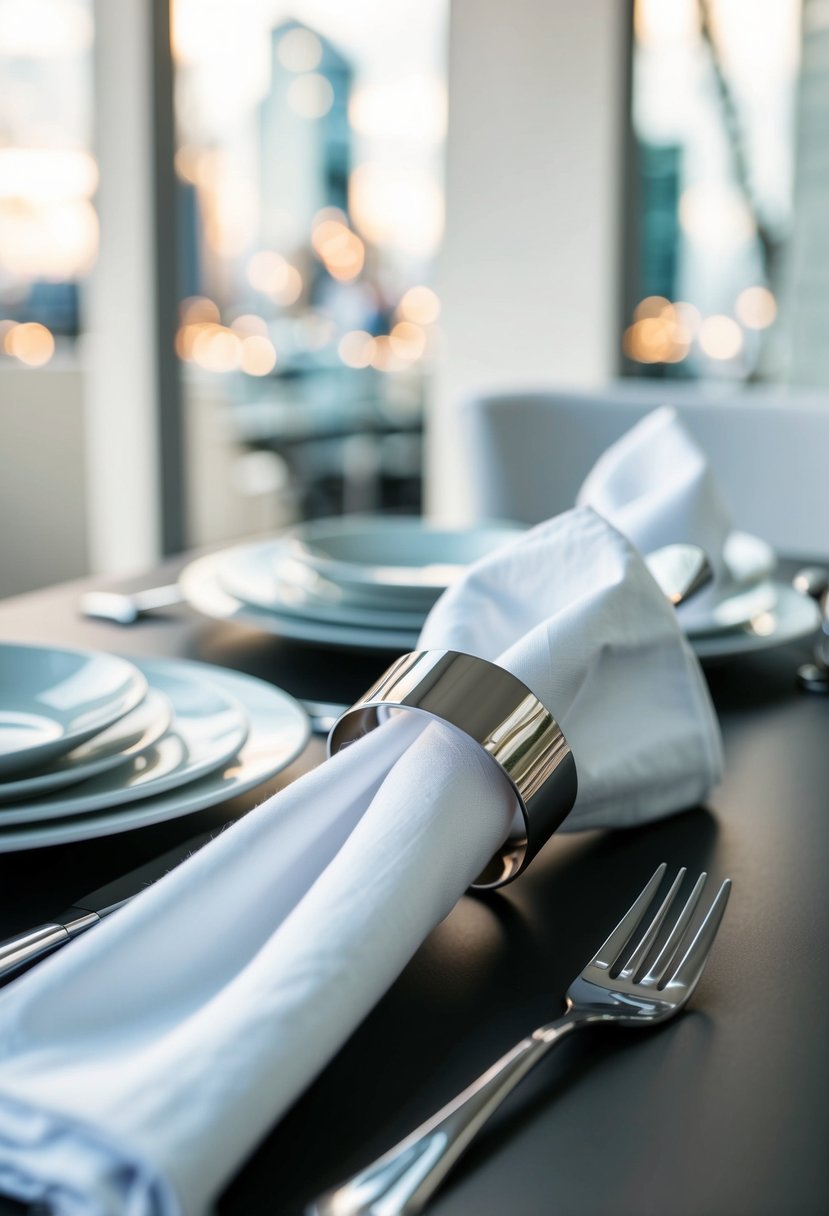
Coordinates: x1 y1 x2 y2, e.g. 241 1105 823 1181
0 661 310 851
0 660 250 825
0 688 173 804
217 541 428 630
691 584 819 662
0 643 147 777
280 516 526 610
181 552 421 652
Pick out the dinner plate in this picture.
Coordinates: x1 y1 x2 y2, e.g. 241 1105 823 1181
691 584 819 662
280 516 526 610
217 541 428 630
0 661 310 851
0 688 173 804
0 643 147 777
181 552 421 651
0 661 250 825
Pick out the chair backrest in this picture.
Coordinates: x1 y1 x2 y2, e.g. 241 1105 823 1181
459 382 829 558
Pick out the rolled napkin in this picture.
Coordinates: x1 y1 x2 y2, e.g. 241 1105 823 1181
0 508 723 1216
575 405 774 630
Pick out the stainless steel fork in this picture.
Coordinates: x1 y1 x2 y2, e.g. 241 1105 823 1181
308 863 731 1216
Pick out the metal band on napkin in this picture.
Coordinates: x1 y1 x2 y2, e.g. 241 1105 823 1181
327 650 578 889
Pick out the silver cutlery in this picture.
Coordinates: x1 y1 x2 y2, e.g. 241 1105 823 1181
80 584 183 625
0 828 219 983
308 863 731 1216
792 566 829 693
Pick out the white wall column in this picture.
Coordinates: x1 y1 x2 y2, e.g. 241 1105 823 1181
429 0 629 519
85 0 162 573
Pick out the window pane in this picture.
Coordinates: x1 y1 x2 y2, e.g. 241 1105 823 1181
0 0 94 363
171 0 447 545
626 0 800 381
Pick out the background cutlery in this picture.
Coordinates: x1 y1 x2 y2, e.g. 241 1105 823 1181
793 566 829 693
79 584 183 625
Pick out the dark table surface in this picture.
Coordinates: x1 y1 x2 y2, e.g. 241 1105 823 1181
1 559 828 1216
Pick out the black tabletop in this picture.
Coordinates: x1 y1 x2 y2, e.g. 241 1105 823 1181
0 561 828 1216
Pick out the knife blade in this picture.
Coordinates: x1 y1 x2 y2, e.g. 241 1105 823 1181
0 827 220 983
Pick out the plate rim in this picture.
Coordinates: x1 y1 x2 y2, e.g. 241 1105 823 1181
691 583 819 661
0 642 147 775
0 687 173 803
0 660 310 851
0 664 250 824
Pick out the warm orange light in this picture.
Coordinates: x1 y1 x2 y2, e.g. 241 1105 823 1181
191 325 241 372
230 313 268 337
623 313 690 364
398 285 441 325
338 330 375 369
181 296 220 325
6 321 55 367
699 314 743 360
369 335 407 373
311 219 365 281
240 335 277 376
672 300 702 335
247 252 303 305
389 321 426 361
633 295 671 321
735 285 777 330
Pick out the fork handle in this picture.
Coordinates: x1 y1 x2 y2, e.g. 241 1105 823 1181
307 1014 579 1216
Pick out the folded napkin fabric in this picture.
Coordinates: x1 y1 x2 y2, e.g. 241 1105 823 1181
575 405 745 630
0 507 723 1216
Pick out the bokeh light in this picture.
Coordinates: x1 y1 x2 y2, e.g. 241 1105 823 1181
699 315 744 360
736 285 777 329
5 322 55 367
240 334 277 376
338 330 375 369
398 285 441 325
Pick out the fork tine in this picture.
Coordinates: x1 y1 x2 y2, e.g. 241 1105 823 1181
641 871 707 986
590 863 667 970
619 867 686 979
664 878 731 996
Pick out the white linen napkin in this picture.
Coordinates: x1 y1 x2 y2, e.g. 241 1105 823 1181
575 405 770 630
0 507 722 1216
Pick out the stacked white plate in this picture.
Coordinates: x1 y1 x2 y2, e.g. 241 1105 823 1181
0 644 309 851
180 517 819 662
180 515 527 651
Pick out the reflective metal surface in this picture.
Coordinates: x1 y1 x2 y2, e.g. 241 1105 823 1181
79 584 183 625
644 543 713 607
793 566 829 692
328 650 578 889
308 865 731 1216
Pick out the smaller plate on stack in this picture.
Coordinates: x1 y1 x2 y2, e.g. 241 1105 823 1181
180 515 526 651
0 645 310 850
677 533 820 661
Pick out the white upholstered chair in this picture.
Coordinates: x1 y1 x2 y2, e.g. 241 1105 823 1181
459 382 829 558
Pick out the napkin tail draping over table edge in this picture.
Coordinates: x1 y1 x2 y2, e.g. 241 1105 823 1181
0 508 723 1216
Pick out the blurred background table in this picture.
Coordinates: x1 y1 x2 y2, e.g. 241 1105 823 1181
0 560 827 1216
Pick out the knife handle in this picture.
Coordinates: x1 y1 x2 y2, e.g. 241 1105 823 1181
0 910 99 982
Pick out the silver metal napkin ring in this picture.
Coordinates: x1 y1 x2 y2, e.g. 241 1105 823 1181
327 650 578 890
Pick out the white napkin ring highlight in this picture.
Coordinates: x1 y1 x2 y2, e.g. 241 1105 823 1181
327 649 578 889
